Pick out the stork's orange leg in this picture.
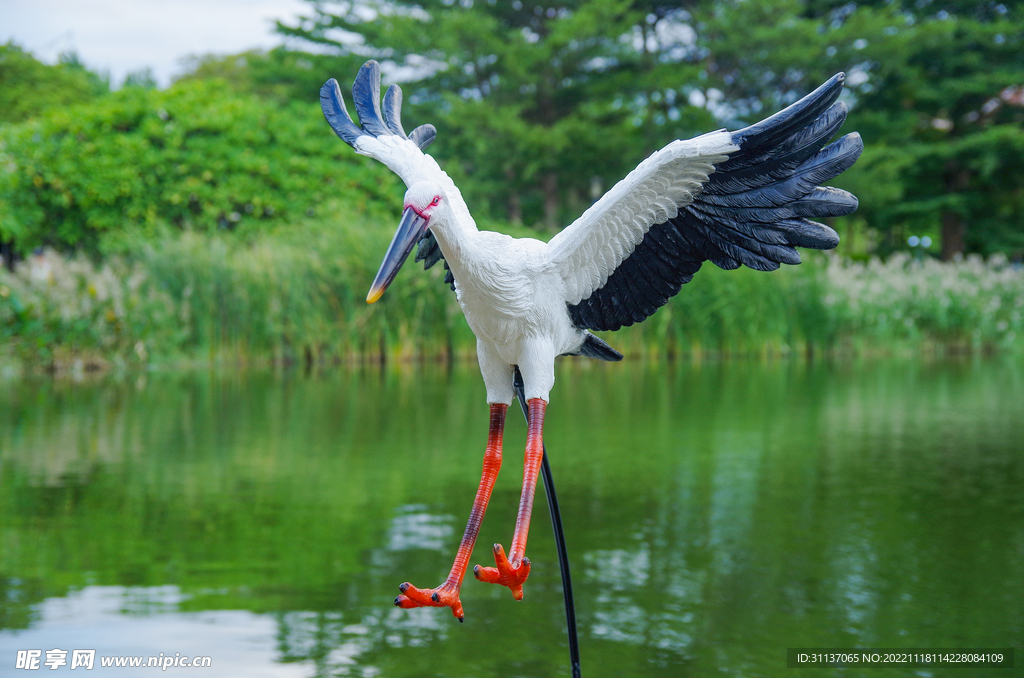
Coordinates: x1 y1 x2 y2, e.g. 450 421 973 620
395 403 507 621
473 397 546 600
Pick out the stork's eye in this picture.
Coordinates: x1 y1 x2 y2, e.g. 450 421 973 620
431 197 441 206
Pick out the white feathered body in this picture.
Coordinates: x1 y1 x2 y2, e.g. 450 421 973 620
323 63 861 620
324 66 860 406
431 227 574 404
415 130 738 404
448 233 558 348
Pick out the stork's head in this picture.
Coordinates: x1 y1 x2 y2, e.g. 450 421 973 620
366 181 447 304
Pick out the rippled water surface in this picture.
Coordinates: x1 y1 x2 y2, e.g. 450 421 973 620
1 358 1022 677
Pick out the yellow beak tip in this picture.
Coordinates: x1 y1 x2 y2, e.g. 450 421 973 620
366 289 383 304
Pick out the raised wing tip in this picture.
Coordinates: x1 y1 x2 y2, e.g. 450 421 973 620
816 72 846 96
409 124 437 151
319 78 340 99
323 61 439 154
813 73 847 107
357 60 381 83
320 78 366 147
731 72 849 151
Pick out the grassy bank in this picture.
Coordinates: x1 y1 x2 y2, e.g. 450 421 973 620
2 223 1022 375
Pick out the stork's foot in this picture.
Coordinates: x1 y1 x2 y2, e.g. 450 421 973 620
473 543 531 600
394 581 465 622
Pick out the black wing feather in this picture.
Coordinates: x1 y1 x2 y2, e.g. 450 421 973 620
707 102 849 194
567 73 862 333
414 231 456 291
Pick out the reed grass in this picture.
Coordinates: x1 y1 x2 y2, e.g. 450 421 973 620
2 220 1022 374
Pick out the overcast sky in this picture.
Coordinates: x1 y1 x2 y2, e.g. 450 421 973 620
0 0 312 87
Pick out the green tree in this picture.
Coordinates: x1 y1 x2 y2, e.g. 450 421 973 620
0 43 107 124
0 78 400 254
692 0 1024 258
0 44 109 265
174 47 368 104
122 67 158 90
280 0 1023 258
278 0 717 229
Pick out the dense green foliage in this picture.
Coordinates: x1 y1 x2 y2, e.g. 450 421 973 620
700 0 1024 258
2 233 1021 374
0 77 401 253
279 0 722 230
281 0 1024 257
2 2 1023 258
174 47 368 105
0 43 107 125
0 220 472 370
1 3 1023 367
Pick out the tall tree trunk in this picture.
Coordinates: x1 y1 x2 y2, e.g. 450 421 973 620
940 212 966 261
542 172 559 230
941 163 970 261
0 240 14 272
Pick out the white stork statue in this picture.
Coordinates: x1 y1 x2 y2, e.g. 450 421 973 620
321 61 862 621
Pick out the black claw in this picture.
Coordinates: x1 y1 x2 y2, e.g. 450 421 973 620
431 592 440 603
399 582 409 593
523 556 531 565
394 596 402 606
458 616 464 623
493 543 501 553
473 564 481 575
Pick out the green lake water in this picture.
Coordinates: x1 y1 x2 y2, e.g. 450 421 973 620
1 358 1022 677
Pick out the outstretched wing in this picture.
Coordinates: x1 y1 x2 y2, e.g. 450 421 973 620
547 130 739 306
321 60 464 286
558 74 862 332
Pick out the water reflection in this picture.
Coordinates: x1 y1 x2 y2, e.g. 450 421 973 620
2 586 307 677
1 358 1022 677
387 505 456 552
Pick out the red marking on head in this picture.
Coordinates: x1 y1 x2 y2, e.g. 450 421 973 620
405 195 442 219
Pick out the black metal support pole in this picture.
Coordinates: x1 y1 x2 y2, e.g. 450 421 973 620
513 367 581 678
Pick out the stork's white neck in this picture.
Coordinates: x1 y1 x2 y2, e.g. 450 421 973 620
426 201 478 270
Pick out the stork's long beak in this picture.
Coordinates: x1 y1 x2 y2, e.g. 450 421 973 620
367 207 429 304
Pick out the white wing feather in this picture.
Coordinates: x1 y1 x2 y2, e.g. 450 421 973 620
546 130 739 305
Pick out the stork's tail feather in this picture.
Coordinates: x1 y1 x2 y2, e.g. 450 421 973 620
320 60 436 151
563 332 623 362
